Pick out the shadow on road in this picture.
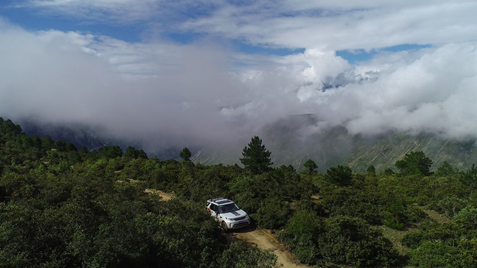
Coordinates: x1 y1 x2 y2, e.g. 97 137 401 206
229 222 257 233
224 223 257 244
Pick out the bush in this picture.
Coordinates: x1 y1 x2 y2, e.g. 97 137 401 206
325 165 353 186
417 218 439 231
404 206 429 223
432 195 468 218
384 218 404 230
278 210 324 265
218 241 279 268
318 216 398 267
408 241 457 268
454 205 477 229
384 204 428 230
280 214 398 267
384 201 406 230
402 232 424 249
254 197 290 229
323 187 388 225
451 239 477 268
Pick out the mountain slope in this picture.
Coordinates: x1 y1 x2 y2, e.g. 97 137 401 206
17 116 477 173
194 115 477 173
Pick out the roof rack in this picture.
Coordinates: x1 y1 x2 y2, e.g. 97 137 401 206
209 197 231 204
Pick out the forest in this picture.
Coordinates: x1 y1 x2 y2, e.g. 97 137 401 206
1 117 477 267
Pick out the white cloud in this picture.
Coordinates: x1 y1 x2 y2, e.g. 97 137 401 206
342 43 477 137
19 1 477 51
183 1 477 51
0 21 245 149
2 0 477 152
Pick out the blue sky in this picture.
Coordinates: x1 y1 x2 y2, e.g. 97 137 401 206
0 0 436 59
1 0 477 149
0 1 144 42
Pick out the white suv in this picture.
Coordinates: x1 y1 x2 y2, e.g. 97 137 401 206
206 198 251 231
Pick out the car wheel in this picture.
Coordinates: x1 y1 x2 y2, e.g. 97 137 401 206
222 221 228 232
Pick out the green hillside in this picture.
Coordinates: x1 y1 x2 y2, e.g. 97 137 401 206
20 116 477 174
3 117 477 267
348 132 477 173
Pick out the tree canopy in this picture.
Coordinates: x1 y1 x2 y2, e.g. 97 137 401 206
395 151 433 176
325 165 353 186
303 159 318 175
180 147 192 161
240 136 273 174
3 117 477 268
124 146 148 159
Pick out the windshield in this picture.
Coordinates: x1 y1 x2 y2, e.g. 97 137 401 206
218 203 239 213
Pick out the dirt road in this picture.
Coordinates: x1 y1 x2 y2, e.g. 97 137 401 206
145 191 309 267
144 189 175 201
228 225 310 268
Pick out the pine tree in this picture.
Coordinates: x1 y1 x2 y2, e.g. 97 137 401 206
180 147 192 161
304 159 318 175
240 136 273 174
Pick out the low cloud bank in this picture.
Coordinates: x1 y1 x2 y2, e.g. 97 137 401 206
1 19 477 152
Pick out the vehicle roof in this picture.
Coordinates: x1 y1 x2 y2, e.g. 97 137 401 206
207 198 234 205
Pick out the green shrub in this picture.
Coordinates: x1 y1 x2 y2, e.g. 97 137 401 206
280 214 398 267
384 201 406 230
318 216 398 268
278 210 324 265
323 187 387 225
408 241 457 268
325 165 353 186
417 218 439 231
254 197 290 229
433 196 468 218
451 239 477 268
404 206 428 223
218 241 279 268
384 217 404 230
454 205 477 229
402 232 424 249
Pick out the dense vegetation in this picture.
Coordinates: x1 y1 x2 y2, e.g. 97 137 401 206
1 117 477 267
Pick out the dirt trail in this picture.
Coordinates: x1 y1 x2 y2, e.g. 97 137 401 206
228 226 310 268
144 189 175 201
143 189 308 267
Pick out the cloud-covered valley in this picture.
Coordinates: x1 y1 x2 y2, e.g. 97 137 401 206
1 0 477 152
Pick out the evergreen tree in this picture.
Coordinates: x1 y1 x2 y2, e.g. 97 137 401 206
303 159 318 175
240 136 273 174
98 146 123 159
325 165 353 186
383 167 395 175
180 147 192 161
435 161 457 176
366 165 376 177
395 151 433 176
125 146 148 159
461 164 477 197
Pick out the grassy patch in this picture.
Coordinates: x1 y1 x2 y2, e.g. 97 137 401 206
420 207 452 224
377 225 416 255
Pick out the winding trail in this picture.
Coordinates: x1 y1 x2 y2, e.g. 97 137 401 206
144 189 175 201
146 190 309 267
227 225 310 268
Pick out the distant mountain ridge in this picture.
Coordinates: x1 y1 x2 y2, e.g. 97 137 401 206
18 120 183 161
18 116 477 173
193 115 477 173
19 120 108 151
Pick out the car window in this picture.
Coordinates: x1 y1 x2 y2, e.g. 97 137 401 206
211 204 218 213
218 203 239 213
